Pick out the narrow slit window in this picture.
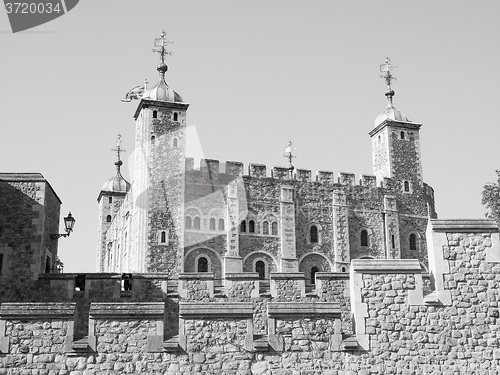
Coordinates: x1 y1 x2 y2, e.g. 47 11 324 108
153 110 157 119
262 221 269 235
360 229 368 247
409 233 417 251
400 131 405 139
209 218 216 230
173 112 178 121
106 215 112 223
160 231 167 243
404 180 410 192
0 254 3 274
271 222 278 235
391 234 395 249
45 257 51 273
310 225 318 243
173 138 178 147
240 221 246 233
194 217 201 230
108 197 113 204
218 218 225 231
249 220 255 233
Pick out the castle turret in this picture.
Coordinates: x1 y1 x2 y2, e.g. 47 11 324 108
96 135 131 272
369 58 424 190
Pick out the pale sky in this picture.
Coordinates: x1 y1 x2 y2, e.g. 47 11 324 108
1 1 499 272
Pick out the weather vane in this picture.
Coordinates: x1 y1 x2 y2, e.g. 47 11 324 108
380 57 397 96
153 30 174 64
111 134 125 163
283 141 296 171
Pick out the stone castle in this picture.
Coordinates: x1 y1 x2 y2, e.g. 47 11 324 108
1 34 500 374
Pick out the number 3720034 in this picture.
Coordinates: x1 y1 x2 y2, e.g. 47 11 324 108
5 2 62 14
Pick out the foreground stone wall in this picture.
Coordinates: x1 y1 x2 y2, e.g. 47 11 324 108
1 219 500 374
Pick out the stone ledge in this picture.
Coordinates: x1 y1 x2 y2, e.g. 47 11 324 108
179 272 214 280
225 272 260 280
268 302 341 318
351 259 422 273
179 302 253 318
0 303 75 319
316 272 350 280
270 272 306 280
89 302 165 318
430 219 498 232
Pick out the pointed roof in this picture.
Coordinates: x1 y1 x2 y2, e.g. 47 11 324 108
98 135 131 202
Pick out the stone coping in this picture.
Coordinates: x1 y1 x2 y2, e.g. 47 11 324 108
225 273 260 280
351 259 422 273
90 302 165 318
0 303 75 319
179 302 253 318
270 273 306 280
39 273 172 280
179 273 214 280
268 302 341 318
315 272 350 280
430 219 498 232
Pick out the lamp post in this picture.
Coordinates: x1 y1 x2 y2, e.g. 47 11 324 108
50 212 76 240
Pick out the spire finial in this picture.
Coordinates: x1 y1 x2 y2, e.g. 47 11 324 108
283 141 296 173
153 30 174 76
111 134 125 169
380 57 397 103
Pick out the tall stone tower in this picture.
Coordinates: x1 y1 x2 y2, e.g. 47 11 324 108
130 31 189 275
96 136 130 271
370 58 424 191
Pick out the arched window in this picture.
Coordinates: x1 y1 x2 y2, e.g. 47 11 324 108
404 180 410 192
108 197 112 204
400 131 405 140
173 138 178 148
262 221 269 235
160 231 166 243
173 112 178 121
271 222 278 235
218 218 225 231
106 215 112 223
310 225 318 243
310 266 319 284
151 135 156 144
256 261 266 280
249 220 255 233
240 221 246 233
360 229 368 247
209 218 216 230
197 257 208 273
185 216 192 229
194 217 201 230
409 233 417 251
341 266 346 273
153 110 157 119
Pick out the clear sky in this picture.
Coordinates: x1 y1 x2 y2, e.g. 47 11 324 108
1 1 499 272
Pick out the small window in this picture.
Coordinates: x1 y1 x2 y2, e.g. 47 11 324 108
341 266 346 273
400 131 405 140
194 217 201 230
0 254 3 274
108 197 113 204
153 110 158 119
151 135 156 144
173 138 178 148
209 218 216 230
271 222 278 236
198 257 208 273
391 234 396 249
173 112 178 121
185 216 192 229
262 221 269 235
240 221 246 233
218 218 225 231
310 225 318 243
106 215 112 223
378 135 381 144
121 273 132 291
256 260 266 280
160 231 167 243
360 229 368 247
310 266 319 284
45 257 51 273
249 220 255 233
409 233 417 251
404 180 410 192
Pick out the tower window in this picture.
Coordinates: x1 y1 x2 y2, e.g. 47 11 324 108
0 254 3 274
218 218 225 231
360 229 368 247
173 138 178 148
404 180 410 192
151 135 156 144
153 110 158 119
197 257 208 273
160 231 167 243
249 220 255 233
409 233 417 251
240 221 246 233
108 197 113 204
45 257 51 273
378 135 381 144
310 266 319 284
256 260 266 280
209 218 216 230
194 217 201 230
185 216 192 229
262 221 269 235
271 222 278 236
106 215 112 223
173 112 178 121
310 225 318 243
391 234 396 249
400 131 405 140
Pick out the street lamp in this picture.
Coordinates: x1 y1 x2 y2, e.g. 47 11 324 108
50 212 76 240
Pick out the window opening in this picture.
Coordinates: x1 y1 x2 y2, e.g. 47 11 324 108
310 266 319 284
256 261 266 280
160 231 167 243
360 229 368 247
45 257 51 273
409 233 417 251
198 257 208 272
404 181 410 192
75 274 86 291
173 138 178 147
173 112 178 121
240 221 246 232
262 221 269 235
106 215 112 223
310 225 318 243
400 131 405 139
391 234 395 249
341 266 346 273
249 220 255 233
185 216 192 229
218 218 225 231
153 110 157 119
194 217 201 230
271 222 278 235
151 135 156 144
121 273 132 291
209 218 216 230
108 197 112 204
